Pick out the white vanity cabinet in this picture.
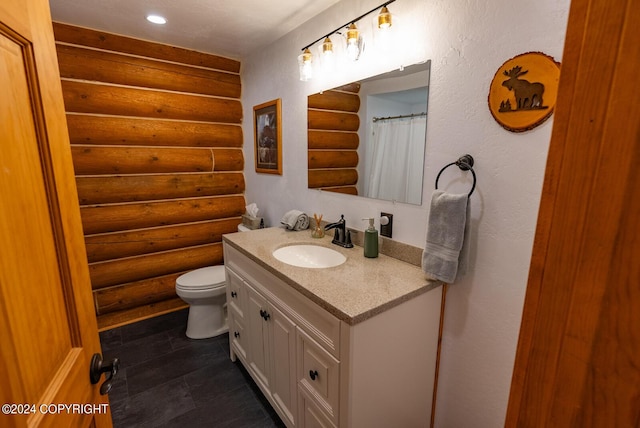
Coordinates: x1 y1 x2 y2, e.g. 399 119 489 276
223 237 442 428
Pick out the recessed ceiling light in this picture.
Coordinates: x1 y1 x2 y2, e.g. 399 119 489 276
146 15 167 25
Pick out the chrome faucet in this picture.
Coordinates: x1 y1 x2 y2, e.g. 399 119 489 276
324 214 353 248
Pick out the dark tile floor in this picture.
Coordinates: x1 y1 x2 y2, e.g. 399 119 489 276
99 309 286 428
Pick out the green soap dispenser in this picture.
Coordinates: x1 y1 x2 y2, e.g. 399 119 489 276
362 218 379 258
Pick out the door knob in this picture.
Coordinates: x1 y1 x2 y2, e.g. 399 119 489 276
90 353 120 395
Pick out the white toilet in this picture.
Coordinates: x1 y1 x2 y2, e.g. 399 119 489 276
176 265 227 339
175 223 251 339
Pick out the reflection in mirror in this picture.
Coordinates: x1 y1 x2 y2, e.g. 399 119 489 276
307 61 430 205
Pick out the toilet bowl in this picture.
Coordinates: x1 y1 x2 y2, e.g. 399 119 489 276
176 265 228 339
176 223 251 339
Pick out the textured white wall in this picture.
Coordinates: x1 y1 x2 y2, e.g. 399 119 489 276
241 0 570 426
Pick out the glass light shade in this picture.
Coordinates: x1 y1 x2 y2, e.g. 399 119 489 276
318 36 340 73
377 6 392 29
298 48 313 81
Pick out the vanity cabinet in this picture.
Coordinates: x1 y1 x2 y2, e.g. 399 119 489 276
224 239 442 428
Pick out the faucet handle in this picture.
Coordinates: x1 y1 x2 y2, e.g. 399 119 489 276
333 227 341 242
344 230 353 248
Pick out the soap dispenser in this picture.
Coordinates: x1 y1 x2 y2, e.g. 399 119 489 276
362 218 379 258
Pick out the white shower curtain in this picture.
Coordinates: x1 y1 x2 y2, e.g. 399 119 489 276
365 116 426 205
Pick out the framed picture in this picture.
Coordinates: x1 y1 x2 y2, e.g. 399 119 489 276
253 99 282 174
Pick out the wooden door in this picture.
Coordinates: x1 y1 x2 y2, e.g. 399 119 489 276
506 0 639 425
0 0 112 427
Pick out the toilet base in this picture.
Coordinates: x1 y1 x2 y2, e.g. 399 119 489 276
185 303 228 339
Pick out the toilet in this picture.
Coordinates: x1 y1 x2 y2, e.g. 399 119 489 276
176 265 227 339
176 223 251 339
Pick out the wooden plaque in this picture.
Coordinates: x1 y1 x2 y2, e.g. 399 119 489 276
489 52 560 132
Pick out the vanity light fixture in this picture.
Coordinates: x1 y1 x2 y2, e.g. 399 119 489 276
146 14 167 24
298 0 396 80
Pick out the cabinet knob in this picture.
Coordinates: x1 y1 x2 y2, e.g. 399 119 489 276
309 370 319 381
259 309 270 320
231 291 237 298
234 331 240 338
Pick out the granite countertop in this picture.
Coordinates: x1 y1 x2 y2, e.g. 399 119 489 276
223 227 440 325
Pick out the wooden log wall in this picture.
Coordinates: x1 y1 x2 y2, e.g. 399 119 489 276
307 82 360 195
53 23 245 330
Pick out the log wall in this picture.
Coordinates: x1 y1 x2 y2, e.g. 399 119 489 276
53 23 245 330
307 83 360 194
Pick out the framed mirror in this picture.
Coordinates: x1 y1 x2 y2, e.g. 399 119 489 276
307 61 430 205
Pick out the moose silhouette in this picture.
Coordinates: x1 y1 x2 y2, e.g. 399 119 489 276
500 66 547 111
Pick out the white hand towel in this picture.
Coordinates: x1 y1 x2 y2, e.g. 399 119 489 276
422 190 469 283
280 210 310 231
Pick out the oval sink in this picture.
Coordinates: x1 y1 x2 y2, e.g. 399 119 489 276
272 244 346 269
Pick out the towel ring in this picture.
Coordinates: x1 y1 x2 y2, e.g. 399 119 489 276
435 154 476 197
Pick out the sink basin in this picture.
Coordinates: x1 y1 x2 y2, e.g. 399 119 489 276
272 244 346 268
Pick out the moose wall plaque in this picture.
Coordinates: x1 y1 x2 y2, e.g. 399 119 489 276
488 52 560 132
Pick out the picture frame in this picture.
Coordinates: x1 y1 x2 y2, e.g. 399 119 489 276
253 98 282 174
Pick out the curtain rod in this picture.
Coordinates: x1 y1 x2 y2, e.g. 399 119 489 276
372 111 427 122
301 0 397 51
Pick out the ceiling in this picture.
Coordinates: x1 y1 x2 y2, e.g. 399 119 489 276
48 0 341 60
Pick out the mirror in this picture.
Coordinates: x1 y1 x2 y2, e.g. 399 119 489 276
307 61 430 205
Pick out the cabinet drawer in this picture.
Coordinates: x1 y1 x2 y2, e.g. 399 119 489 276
297 328 339 424
229 307 248 362
226 267 245 319
298 388 337 428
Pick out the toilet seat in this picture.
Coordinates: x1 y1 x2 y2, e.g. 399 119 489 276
176 266 225 291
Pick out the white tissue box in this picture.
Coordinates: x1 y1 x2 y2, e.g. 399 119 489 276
242 214 262 230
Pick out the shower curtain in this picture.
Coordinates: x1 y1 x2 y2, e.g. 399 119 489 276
365 116 426 205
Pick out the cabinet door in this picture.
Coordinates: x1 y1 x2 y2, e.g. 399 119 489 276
269 303 298 427
246 282 271 391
